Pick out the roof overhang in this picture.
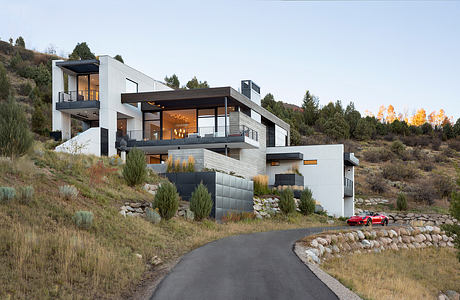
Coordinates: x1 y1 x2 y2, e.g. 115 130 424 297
56 59 99 74
344 152 359 166
121 87 290 132
266 152 303 161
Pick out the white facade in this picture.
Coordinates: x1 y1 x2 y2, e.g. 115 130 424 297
266 145 355 217
52 56 171 156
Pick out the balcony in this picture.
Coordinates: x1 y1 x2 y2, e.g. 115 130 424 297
344 177 353 197
120 125 259 153
56 90 100 112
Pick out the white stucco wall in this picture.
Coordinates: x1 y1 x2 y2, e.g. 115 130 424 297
266 144 348 217
52 60 71 140
55 127 101 156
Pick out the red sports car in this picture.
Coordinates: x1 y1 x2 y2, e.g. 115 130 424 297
347 211 389 226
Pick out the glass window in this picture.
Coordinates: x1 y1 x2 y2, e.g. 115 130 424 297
275 124 288 147
89 74 99 100
117 119 127 136
198 109 215 136
303 160 317 165
162 109 197 140
144 112 161 140
77 75 88 100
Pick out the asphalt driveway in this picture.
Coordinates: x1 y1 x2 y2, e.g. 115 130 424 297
151 226 344 300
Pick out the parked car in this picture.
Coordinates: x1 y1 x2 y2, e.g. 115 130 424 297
347 211 389 226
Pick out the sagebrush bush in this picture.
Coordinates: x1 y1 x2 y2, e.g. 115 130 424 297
153 182 179 220
190 182 213 221
145 208 161 224
433 174 455 198
59 185 78 200
391 140 406 156
253 174 270 196
366 173 386 194
363 148 393 163
73 211 94 229
279 188 296 215
396 193 408 211
431 139 441 151
298 188 315 215
382 162 417 181
448 139 460 152
418 160 434 172
122 148 147 186
0 187 16 202
407 181 436 205
18 185 34 203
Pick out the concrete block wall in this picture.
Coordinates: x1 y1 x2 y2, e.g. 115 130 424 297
167 148 258 179
228 111 266 176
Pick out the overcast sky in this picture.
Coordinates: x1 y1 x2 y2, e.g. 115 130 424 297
1 0 459 119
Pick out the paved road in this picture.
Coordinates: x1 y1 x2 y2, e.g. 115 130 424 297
151 226 345 300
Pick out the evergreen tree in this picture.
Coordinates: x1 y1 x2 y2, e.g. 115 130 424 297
15 36 25 48
164 74 180 89
122 148 147 186
114 55 124 63
186 76 209 89
0 95 33 158
454 118 460 136
344 102 361 137
69 42 96 60
323 112 350 139
302 90 319 126
0 62 10 100
190 182 213 221
443 123 455 139
31 102 47 135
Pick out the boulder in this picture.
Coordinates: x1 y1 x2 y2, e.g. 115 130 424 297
357 230 365 240
414 234 426 243
310 239 319 248
390 243 399 251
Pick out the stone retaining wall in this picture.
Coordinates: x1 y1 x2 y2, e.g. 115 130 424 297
296 226 456 264
355 197 390 206
387 213 458 226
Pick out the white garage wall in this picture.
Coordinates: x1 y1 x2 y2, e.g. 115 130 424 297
266 144 346 217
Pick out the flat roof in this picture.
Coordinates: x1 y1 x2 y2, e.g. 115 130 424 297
121 87 290 131
344 152 359 166
56 59 99 74
266 152 303 161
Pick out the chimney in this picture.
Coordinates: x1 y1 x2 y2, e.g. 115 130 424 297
241 80 261 106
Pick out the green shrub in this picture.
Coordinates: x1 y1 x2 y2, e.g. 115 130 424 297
298 188 315 215
0 96 33 158
0 187 16 202
0 62 10 100
396 193 408 211
382 162 417 181
391 140 406 156
153 182 179 220
122 148 147 186
59 185 78 200
73 211 94 229
18 185 34 203
363 148 394 163
279 188 295 215
433 174 455 198
366 173 386 193
190 182 213 221
145 208 161 224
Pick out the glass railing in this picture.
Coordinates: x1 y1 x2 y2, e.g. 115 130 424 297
58 90 99 102
128 125 258 142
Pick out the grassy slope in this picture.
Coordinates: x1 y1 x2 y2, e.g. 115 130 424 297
0 142 335 300
322 248 460 300
353 138 459 213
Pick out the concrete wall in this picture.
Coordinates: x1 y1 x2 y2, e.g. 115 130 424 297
55 127 101 156
266 144 347 217
52 61 71 140
228 111 266 176
167 148 258 179
344 165 354 216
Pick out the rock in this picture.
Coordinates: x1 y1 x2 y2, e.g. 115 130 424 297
357 230 365 240
442 235 449 242
402 236 411 244
150 255 162 266
317 237 328 246
130 203 143 208
184 209 195 221
389 229 398 237
362 240 371 247
310 239 319 248
447 241 454 247
438 293 449 300
326 220 335 225
318 244 325 256
424 233 432 242
305 249 321 264
135 253 142 259
390 243 398 250
445 290 460 300
332 245 340 254
415 234 426 243
119 210 126 217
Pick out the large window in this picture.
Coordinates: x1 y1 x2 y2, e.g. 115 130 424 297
275 124 287 147
162 109 197 140
77 74 99 100
144 112 161 140
198 109 215 136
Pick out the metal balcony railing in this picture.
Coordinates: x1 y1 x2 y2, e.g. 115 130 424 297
127 125 258 142
58 90 99 102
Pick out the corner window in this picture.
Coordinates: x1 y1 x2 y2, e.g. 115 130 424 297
270 161 280 166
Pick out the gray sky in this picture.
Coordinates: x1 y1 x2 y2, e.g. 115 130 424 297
1 0 459 119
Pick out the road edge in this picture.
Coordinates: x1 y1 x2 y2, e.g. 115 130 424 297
294 243 362 300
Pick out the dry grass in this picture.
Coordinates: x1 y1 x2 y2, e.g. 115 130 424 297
0 146 335 299
322 247 460 300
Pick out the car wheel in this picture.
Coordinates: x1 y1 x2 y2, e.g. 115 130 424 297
383 218 388 226
366 219 371 226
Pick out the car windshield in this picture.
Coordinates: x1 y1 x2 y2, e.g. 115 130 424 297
357 212 372 216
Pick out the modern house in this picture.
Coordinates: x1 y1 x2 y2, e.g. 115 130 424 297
52 56 358 217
